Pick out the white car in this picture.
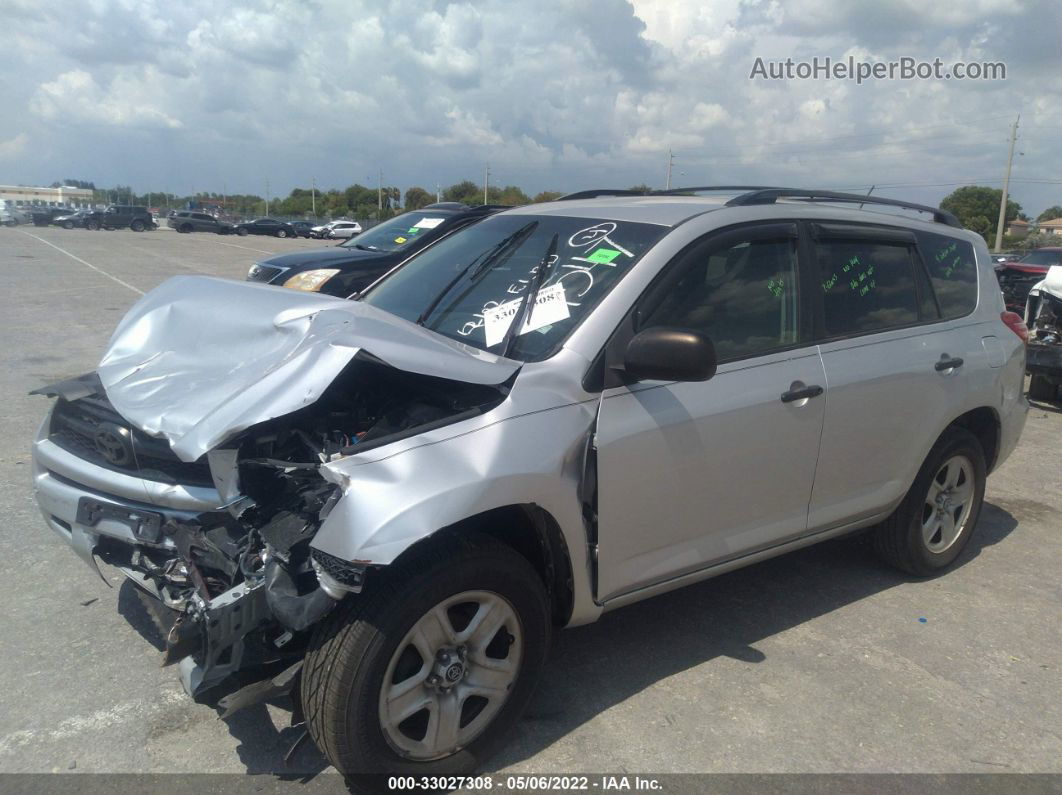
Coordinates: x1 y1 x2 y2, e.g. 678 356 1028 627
312 220 362 239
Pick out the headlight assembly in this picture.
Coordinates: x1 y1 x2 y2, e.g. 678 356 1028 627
283 269 341 292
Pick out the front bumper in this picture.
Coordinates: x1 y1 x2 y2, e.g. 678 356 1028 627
32 416 220 573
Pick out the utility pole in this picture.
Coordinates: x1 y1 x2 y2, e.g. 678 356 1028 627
994 114 1020 253
436 183 441 203
665 149 674 190
378 169 383 212
222 182 227 215
311 176 316 218
484 164 490 204
265 179 270 215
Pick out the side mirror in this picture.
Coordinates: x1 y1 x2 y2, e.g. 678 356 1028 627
622 327 717 383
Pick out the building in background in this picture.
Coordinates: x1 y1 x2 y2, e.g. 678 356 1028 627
0 184 94 209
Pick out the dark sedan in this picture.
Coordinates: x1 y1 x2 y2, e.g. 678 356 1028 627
234 218 299 238
245 203 504 296
54 210 95 229
291 220 316 238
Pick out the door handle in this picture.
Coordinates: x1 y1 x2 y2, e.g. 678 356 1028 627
780 384 824 403
934 356 964 372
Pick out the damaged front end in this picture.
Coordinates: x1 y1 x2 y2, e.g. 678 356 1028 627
35 354 509 706
1026 267 1062 393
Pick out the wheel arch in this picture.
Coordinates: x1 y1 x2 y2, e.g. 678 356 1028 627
948 406 1001 472
366 504 575 627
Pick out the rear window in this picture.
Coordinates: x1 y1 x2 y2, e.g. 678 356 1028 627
917 231 978 318
815 238 921 336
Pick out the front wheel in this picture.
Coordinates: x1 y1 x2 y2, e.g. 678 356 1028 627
276 229 288 238
302 536 549 781
130 220 145 232
84 220 99 230
872 427 986 576
236 227 248 236
62 221 75 230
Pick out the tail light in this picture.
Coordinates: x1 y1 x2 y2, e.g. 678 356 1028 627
1001 311 1029 343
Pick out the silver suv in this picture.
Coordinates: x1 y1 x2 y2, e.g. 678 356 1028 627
31 187 1028 780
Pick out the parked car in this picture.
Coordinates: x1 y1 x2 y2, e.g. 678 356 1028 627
234 217 298 238
311 219 362 239
30 187 1028 782
84 205 156 232
290 220 316 238
54 209 95 229
167 211 235 235
327 221 362 239
31 207 76 226
1 206 33 226
996 247 1062 312
246 203 502 296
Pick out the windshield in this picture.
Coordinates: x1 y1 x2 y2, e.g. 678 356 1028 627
340 212 452 253
1019 250 1062 266
362 214 667 361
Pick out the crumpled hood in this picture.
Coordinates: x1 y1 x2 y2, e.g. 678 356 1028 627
1030 265 1062 300
97 275 519 462
261 246 384 269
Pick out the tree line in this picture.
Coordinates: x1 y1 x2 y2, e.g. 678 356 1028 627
939 186 1062 249
74 180 569 220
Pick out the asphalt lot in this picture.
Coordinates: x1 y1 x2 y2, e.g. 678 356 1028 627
0 225 1060 779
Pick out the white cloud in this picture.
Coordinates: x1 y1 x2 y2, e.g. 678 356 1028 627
0 0 1060 213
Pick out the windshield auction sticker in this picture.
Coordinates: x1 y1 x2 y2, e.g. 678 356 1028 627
482 283 570 347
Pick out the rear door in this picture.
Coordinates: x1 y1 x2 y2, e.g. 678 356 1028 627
806 223 979 529
594 222 827 602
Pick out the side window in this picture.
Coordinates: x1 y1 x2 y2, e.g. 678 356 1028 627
917 231 978 318
815 238 921 336
640 231 799 361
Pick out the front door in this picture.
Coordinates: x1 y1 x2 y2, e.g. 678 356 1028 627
593 223 827 602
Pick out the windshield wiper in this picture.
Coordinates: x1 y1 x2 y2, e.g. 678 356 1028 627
500 233 559 358
415 221 538 327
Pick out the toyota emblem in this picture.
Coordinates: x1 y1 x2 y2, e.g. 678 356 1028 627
93 424 133 467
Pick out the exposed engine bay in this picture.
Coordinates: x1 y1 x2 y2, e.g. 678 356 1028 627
1027 289 1062 345
1025 267 1062 400
38 355 508 704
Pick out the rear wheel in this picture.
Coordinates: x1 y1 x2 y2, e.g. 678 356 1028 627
302 536 549 782
1029 374 1057 402
873 427 986 576
84 220 99 230
276 229 288 238
62 221 74 229
237 227 248 236
178 223 192 233
130 219 145 232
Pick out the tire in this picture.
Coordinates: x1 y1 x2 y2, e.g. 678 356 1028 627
179 224 192 233
237 227 248 236
85 220 99 231
1029 374 1056 402
302 535 550 783
130 220 145 232
276 229 288 238
872 427 987 576
62 221 74 230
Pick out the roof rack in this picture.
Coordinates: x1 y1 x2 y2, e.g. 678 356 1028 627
556 189 649 201
725 187 962 228
653 185 774 195
554 185 961 228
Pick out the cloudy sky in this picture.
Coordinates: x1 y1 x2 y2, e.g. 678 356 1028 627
2 0 1061 213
